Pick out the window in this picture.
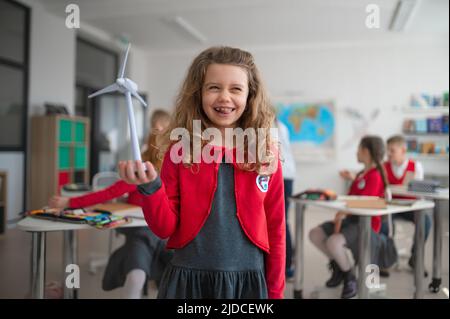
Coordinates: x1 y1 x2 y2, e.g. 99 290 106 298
0 0 26 64
75 38 119 176
76 38 118 90
0 0 29 150
75 38 147 176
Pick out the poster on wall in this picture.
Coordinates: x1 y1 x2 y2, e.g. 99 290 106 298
274 99 336 162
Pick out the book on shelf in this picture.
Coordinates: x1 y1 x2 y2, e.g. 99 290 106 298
443 115 449 133
421 142 436 154
407 139 419 153
402 115 449 135
410 92 449 108
416 119 428 133
427 118 443 133
406 137 449 156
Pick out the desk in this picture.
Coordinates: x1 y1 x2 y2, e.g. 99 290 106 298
17 205 146 299
291 197 435 299
389 185 449 293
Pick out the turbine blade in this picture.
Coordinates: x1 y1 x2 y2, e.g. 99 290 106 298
131 90 147 107
118 43 131 78
88 83 119 98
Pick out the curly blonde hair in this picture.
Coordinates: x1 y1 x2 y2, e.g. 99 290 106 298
158 46 277 174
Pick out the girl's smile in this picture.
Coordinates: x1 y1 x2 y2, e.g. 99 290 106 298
213 106 235 115
202 63 249 133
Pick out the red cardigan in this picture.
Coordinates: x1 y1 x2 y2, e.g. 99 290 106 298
68 180 142 208
348 167 384 233
139 146 286 299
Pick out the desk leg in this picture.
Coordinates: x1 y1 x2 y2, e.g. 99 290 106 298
357 216 371 299
31 232 46 299
294 202 305 299
414 210 426 299
430 200 443 293
63 230 78 299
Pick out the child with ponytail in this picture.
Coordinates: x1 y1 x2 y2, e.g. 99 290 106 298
309 135 388 299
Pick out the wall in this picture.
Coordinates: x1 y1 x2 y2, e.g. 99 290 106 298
25 1 76 116
144 36 449 194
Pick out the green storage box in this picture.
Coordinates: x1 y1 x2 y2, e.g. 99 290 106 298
58 146 71 169
74 146 87 169
59 119 73 142
74 122 85 142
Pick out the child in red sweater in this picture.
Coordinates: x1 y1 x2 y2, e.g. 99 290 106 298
119 47 285 299
309 136 388 299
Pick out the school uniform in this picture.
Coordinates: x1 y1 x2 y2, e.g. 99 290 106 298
138 146 286 299
68 180 173 291
384 159 424 198
320 167 384 263
383 159 431 257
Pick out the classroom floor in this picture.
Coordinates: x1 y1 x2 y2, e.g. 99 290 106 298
0 206 448 299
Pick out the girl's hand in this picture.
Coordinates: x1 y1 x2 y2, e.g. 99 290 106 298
339 170 355 181
333 211 348 234
118 160 158 185
48 196 69 209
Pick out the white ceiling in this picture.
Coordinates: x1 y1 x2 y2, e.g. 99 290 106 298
38 0 449 52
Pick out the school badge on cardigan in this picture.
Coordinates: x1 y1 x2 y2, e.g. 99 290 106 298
256 175 270 193
357 179 366 190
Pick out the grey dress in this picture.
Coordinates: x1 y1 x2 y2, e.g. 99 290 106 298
142 159 268 299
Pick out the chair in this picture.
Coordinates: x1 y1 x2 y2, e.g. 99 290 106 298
88 171 121 274
92 171 121 191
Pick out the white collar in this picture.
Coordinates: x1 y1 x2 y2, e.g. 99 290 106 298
391 159 408 170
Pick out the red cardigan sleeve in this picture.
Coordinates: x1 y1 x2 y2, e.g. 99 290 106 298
68 180 137 208
263 159 286 299
139 150 180 239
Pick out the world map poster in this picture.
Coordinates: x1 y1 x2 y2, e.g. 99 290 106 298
275 100 336 162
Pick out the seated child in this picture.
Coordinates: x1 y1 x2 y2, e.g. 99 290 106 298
309 136 388 299
383 135 431 275
48 109 173 298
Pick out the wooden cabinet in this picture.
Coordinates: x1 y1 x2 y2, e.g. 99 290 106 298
30 115 90 209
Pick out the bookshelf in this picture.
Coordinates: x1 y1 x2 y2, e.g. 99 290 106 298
30 115 90 209
401 106 449 159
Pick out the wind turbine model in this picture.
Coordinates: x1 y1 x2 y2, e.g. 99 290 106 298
88 43 147 163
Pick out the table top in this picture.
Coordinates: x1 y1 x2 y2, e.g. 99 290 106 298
290 197 435 216
389 185 449 201
17 205 146 232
